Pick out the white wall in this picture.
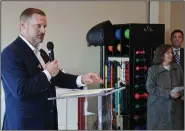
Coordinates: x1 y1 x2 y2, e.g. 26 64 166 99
159 1 184 46
1 1 148 129
170 1 184 47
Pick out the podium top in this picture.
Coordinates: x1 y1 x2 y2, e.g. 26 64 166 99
48 87 125 100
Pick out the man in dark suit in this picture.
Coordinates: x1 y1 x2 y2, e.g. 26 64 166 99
170 29 184 130
170 29 184 72
1 8 103 130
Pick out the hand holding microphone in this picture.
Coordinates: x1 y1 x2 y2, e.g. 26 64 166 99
44 42 59 77
44 60 59 77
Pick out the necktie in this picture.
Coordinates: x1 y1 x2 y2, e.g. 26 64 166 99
174 50 180 64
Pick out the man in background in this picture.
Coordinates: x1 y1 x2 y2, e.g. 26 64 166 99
170 29 184 130
170 29 184 72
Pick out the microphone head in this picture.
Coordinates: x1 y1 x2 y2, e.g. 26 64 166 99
47 41 54 50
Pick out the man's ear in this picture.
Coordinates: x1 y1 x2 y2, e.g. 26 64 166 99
19 20 26 29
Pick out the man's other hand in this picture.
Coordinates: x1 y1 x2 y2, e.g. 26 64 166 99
81 72 103 85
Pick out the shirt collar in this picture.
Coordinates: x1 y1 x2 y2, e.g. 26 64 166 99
172 47 180 51
19 34 41 51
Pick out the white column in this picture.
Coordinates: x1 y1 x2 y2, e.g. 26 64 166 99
149 1 159 23
150 1 171 44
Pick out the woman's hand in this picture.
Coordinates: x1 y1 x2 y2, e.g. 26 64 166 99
170 92 180 99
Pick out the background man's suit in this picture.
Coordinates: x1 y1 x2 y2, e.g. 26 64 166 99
1 36 83 130
172 47 184 130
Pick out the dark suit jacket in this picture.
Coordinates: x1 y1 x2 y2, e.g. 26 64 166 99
1 36 82 130
172 48 184 72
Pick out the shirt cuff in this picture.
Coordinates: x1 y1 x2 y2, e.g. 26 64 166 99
43 70 51 81
76 75 86 87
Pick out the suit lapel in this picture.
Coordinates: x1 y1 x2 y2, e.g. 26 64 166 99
16 36 44 71
180 48 184 63
180 48 184 71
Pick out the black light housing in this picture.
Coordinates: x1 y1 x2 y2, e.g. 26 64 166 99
86 20 115 47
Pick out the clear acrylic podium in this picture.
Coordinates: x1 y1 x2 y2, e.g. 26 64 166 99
48 87 125 130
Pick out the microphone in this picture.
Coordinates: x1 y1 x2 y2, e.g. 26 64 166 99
47 41 54 61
